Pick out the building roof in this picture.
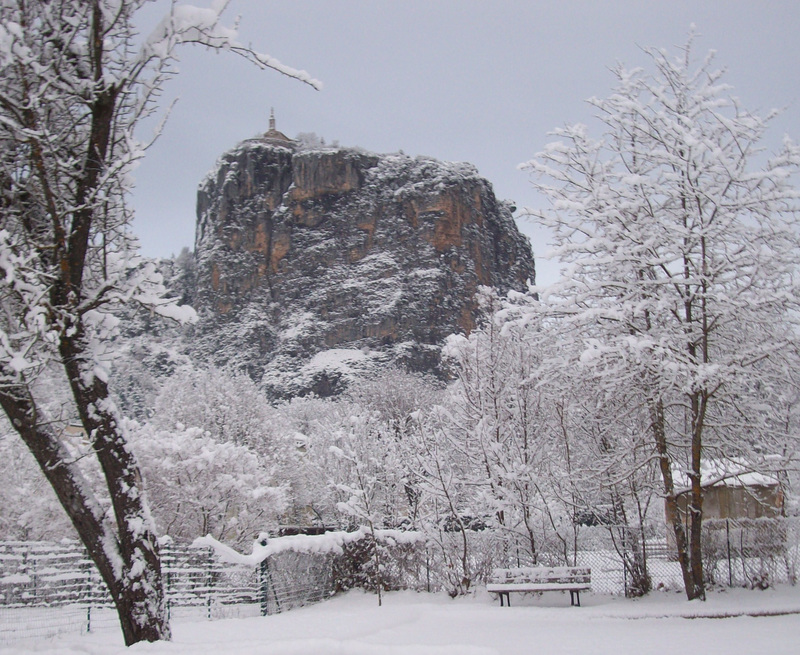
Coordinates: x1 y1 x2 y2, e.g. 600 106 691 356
672 457 781 492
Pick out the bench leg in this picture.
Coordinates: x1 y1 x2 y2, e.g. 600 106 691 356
570 590 581 607
500 592 510 607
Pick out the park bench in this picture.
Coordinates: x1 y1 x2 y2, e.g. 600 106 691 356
487 566 591 607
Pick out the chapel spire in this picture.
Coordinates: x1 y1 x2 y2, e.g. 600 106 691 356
254 108 294 148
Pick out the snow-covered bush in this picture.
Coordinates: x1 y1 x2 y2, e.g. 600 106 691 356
129 423 287 548
153 366 276 449
0 432 73 541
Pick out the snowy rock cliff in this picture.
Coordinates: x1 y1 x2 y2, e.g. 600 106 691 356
193 139 535 397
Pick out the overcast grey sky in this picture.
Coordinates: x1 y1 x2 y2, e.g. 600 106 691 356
131 0 800 286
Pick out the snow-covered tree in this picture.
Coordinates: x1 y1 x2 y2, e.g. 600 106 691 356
153 365 276 449
0 428 74 540
345 369 444 524
442 296 550 563
539 348 661 596
522 33 800 600
265 395 348 527
264 372 442 532
329 411 398 606
403 403 479 596
129 423 286 548
0 0 317 644
436 289 664 594
440 293 586 574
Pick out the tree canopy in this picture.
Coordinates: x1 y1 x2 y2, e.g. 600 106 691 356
521 33 800 600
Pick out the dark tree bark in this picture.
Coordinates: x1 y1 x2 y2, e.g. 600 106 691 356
0 1 171 645
652 399 704 600
0 384 169 644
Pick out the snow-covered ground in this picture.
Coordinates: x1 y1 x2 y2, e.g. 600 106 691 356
3 586 800 655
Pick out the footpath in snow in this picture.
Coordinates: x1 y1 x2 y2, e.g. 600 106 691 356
3 586 800 655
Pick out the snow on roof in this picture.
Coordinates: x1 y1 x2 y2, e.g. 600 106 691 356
673 458 781 492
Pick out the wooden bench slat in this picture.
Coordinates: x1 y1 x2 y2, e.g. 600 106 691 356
492 566 590 575
491 575 592 584
487 583 591 592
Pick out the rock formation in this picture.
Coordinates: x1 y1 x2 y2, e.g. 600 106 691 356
192 132 535 398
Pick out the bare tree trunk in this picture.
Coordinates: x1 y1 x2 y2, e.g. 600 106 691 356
607 498 651 598
687 391 708 600
650 398 704 600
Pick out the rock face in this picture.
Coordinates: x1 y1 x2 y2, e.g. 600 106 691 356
193 138 535 397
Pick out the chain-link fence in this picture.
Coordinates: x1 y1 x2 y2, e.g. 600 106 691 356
0 540 337 644
2 518 799 644
701 518 799 589
0 540 113 643
418 517 800 597
580 518 800 594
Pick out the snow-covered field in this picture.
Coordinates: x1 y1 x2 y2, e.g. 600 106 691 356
3 587 800 655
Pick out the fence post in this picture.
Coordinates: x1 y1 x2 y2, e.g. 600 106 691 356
260 556 281 616
21 545 34 607
83 554 92 634
623 551 628 597
726 519 733 587
425 549 431 594
260 559 268 616
206 551 213 621
165 558 172 623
